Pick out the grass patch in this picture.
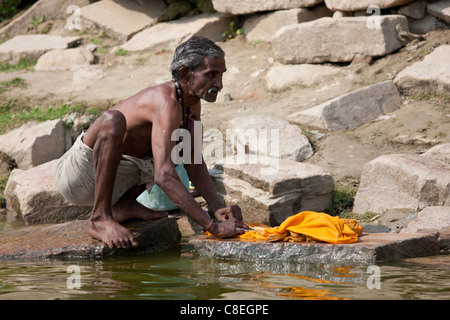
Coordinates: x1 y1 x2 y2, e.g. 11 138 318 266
327 183 357 217
0 77 27 93
0 56 37 72
0 101 84 134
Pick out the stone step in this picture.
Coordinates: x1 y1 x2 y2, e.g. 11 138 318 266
189 232 440 264
0 217 181 259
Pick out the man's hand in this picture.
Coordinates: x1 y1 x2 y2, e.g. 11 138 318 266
214 205 244 223
208 218 249 239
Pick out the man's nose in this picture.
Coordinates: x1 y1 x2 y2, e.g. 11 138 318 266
215 76 223 90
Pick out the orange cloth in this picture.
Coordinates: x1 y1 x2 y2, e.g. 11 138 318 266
237 211 362 244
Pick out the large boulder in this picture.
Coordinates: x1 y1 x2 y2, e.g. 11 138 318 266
226 115 314 162
80 0 167 41
210 156 335 226
272 16 409 64
0 35 81 64
288 81 403 131
211 0 324 15
394 45 450 96
4 159 91 224
353 154 450 214
0 119 65 169
35 47 95 71
401 206 450 234
121 13 235 53
243 7 332 42
324 0 414 11
421 143 450 164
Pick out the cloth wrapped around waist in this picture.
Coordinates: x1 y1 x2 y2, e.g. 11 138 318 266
210 211 363 244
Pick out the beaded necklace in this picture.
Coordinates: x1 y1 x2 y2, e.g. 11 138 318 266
174 80 191 129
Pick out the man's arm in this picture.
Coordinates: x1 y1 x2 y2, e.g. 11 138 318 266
151 100 246 237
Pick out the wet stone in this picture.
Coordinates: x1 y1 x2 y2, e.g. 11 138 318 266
0 217 181 259
189 232 440 264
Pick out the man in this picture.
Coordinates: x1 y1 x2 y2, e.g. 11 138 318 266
56 36 248 249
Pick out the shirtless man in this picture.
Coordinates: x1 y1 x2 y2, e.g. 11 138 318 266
56 36 248 249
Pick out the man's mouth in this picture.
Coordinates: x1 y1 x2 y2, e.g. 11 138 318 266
207 87 219 94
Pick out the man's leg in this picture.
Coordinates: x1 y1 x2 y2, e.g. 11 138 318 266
111 184 168 223
82 110 138 249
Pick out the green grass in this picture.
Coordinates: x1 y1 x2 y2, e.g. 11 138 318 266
0 57 37 72
327 184 357 217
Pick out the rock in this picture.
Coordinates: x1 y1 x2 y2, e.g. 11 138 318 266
34 47 95 71
210 156 335 226
266 63 342 91
80 0 167 41
427 0 450 23
0 217 181 259
243 7 332 43
211 0 324 15
353 154 450 214
422 143 450 164
227 115 314 162
0 0 91 39
4 159 91 224
407 14 440 34
401 206 450 233
288 81 403 131
324 0 414 11
398 0 427 19
121 13 235 53
0 34 81 64
71 65 105 91
189 232 440 264
0 119 65 170
394 45 450 95
272 16 409 64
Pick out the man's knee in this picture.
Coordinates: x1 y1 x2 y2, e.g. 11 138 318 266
99 110 127 140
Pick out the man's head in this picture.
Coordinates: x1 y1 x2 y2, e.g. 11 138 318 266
170 36 225 81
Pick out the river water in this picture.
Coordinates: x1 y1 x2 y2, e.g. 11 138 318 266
1 236 449 301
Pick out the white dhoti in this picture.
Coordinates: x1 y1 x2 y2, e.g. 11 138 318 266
55 133 154 206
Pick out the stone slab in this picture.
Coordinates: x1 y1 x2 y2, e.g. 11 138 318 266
427 0 450 23
288 81 403 131
324 0 413 11
272 16 408 64
121 13 234 52
0 35 81 64
211 0 323 15
394 45 450 96
189 232 440 264
80 0 167 41
0 217 181 259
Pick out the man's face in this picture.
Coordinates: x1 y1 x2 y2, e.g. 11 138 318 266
188 57 227 103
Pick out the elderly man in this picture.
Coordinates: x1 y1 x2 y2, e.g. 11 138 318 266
56 36 248 249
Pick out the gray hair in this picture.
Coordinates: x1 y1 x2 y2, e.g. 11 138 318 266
169 36 225 81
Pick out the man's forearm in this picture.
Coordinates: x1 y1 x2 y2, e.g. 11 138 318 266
185 159 224 214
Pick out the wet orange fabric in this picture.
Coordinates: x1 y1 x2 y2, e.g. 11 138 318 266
237 211 362 244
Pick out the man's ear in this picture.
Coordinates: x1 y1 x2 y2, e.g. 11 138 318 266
178 66 190 83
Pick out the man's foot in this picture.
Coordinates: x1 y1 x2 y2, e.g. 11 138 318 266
112 199 168 223
89 218 138 249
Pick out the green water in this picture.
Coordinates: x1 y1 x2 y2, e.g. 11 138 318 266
1 237 449 300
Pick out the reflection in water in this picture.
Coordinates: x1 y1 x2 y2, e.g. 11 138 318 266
0 239 449 300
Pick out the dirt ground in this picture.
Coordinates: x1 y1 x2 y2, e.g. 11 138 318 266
1 21 450 193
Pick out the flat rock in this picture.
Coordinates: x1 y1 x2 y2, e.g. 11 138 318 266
4 159 91 224
227 115 314 162
0 35 81 64
35 47 95 71
121 13 234 53
288 81 403 131
80 0 167 41
272 16 408 64
0 217 181 259
353 154 450 214
243 7 331 43
189 232 440 264
397 0 427 19
394 45 450 95
427 0 450 23
211 0 323 15
421 143 450 164
210 156 335 225
324 0 414 11
0 119 65 169
401 206 450 234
